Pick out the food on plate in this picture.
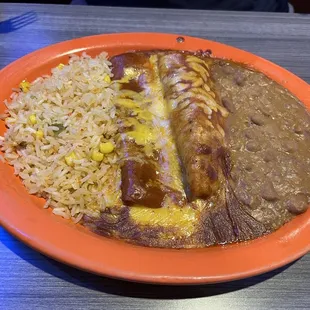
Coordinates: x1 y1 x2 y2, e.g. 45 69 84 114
1 50 309 248
111 53 185 209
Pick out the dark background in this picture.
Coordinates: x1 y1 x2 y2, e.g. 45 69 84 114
0 0 310 12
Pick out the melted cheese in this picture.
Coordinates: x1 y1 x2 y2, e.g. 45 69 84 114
115 98 139 109
129 205 198 236
125 118 155 146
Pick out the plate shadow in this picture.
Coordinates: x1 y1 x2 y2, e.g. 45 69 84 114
1 230 295 299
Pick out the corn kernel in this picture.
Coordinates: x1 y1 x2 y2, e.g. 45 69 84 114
99 142 114 154
57 63 65 69
104 75 111 83
20 80 30 93
91 150 104 162
29 114 37 125
35 130 44 139
65 152 77 166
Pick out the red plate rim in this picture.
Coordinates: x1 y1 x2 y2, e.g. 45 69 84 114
0 33 309 285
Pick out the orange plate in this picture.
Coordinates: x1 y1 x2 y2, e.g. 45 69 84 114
0 33 309 285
